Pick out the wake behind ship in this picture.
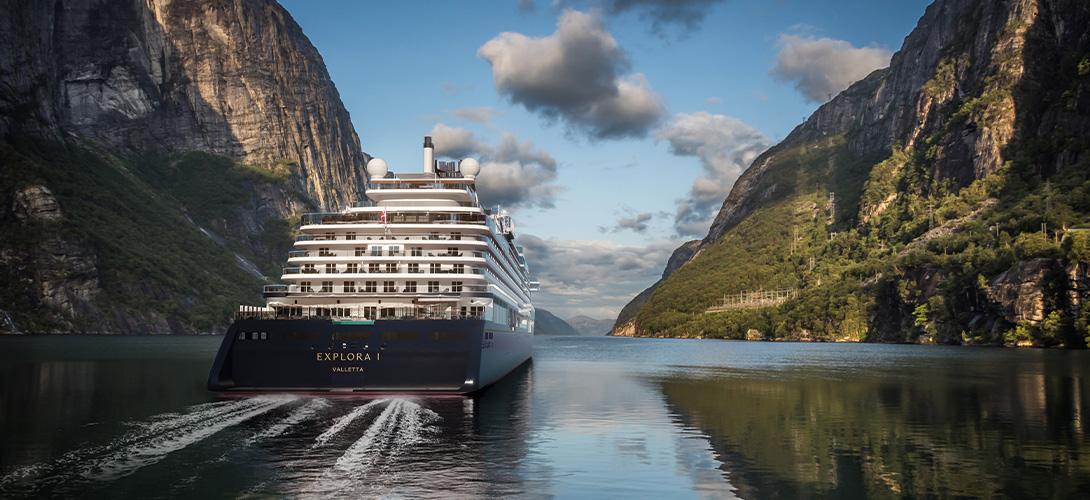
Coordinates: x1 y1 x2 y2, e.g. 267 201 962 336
208 137 538 394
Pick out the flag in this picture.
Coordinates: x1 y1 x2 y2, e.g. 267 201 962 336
381 209 387 226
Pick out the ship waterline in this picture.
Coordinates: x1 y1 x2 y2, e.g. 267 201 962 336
208 136 536 393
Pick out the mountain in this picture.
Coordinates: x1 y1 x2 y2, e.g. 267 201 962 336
610 239 699 336
0 0 367 333
566 315 614 336
535 308 582 336
615 0 1090 347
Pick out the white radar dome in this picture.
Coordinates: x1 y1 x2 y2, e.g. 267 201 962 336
460 158 481 179
365 158 388 178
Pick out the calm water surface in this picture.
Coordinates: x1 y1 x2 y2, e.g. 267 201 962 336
1 335 1088 499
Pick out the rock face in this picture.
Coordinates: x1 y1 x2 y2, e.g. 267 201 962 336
702 0 1087 249
2 186 100 332
619 0 1090 344
0 0 367 211
0 0 370 333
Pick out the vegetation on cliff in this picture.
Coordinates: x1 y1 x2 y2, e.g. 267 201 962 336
0 138 301 333
627 0 1090 347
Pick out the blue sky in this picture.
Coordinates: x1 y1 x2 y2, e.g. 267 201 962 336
279 0 931 320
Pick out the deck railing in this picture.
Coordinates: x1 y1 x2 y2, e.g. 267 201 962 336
235 305 486 322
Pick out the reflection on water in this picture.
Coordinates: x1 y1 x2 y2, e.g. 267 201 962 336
655 344 1090 499
1 336 1088 498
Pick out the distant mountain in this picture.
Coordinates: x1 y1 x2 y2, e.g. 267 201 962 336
0 0 367 333
535 309 582 336
615 0 1090 347
566 315 614 336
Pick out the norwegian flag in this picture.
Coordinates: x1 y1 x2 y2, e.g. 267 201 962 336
381 209 387 226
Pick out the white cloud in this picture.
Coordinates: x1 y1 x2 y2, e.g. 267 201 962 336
656 112 770 236
477 9 666 139
429 124 562 209
770 34 892 103
519 234 678 319
446 107 504 126
704 96 723 104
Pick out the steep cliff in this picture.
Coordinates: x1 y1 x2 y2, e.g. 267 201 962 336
0 0 367 209
0 0 369 333
617 0 1090 346
610 239 700 336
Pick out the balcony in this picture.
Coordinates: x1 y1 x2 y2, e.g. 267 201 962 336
300 212 487 226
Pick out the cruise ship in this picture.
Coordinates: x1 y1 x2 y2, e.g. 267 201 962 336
207 136 537 394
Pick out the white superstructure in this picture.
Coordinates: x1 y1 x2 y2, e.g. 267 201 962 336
260 136 538 333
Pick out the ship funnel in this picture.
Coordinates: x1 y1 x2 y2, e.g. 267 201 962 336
423 136 434 174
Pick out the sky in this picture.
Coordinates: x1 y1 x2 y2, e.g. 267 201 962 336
278 0 931 321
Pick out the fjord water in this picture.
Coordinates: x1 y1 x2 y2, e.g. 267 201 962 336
1 336 1088 499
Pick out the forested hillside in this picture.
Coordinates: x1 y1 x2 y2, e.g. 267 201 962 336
616 0 1090 347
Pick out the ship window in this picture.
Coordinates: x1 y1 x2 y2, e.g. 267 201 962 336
380 332 418 340
371 246 382 256
385 263 397 273
284 331 321 340
430 331 467 340
250 332 260 340
325 263 337 274
239 332 245 340
344 281 356 293
451 232 461 240
368 263 380 273
408 263 420 273
302 264 316 274
451 281 463 292
364 281 377 293
383 281 396 293
447 247 458 255
355 247 366 256
453 264 464 274
428 281 439 293
320 281 333 292
333 331 371 340
346 232 356 240
430 263 441 273
325 232 335 241
471 306 484 317
389 245 400 256
300 281 313 293
411 247 422 257
405 281 417 292
318 247 332 257
260 332 267 340
346 263 358 273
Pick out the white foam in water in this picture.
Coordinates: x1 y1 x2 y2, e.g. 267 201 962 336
0 397 283 493
80 395 296 481
295 398 442 497
333 399 404 472
251 398 330 443
312 399 385 448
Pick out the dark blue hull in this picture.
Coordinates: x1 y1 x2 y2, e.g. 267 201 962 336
207 319 532 394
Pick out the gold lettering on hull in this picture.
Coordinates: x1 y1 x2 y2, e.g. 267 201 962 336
315 352 380 362
331 366 365 373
